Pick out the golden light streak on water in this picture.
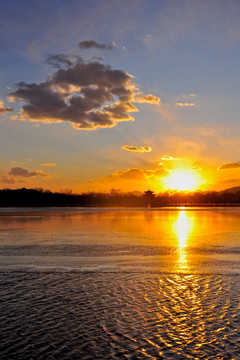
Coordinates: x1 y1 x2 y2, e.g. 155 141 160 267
172 209 194 271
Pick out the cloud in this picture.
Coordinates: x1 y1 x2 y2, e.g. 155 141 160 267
45 54 82 69
190 166 201 171
0 100 13 114
161 155 178 161
113 167 168 180
9 53 159 130
42 162 56 167
121 145 152 153
113 168 146 180
218 162 240 170
175 102 195 107
78 40 116 50
0 176 16 184
8 167 47 177
135 93 160 105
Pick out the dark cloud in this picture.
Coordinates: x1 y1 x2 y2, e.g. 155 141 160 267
45 54 77 68
0 100 13 113
121 145 152 153
218 162 240 170
8 167 47 177
78 40 116 50
9 55 159 130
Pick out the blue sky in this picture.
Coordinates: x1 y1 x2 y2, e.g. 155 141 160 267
1 0 240 192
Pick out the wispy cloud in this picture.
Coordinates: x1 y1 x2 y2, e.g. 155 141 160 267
140 2 240 48
218 162 240 170
42 162 56 167
175 102 195 107
121 145 152 153
190 166 201 171
9 43 159 130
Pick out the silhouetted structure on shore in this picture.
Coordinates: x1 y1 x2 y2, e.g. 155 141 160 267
1 187 240 207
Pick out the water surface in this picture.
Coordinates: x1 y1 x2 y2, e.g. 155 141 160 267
1 208 240 359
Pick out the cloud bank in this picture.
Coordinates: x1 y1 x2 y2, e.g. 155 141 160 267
121 145 152 153
113 167 168 180
9 48 160 130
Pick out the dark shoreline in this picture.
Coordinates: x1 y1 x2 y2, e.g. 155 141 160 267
1 187 240 207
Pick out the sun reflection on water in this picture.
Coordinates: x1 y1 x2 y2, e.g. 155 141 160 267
173 209 194 271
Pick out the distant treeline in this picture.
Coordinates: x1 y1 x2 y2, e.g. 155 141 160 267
1 187 240 207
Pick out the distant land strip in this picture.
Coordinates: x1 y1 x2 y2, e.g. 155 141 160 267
1 187 240 207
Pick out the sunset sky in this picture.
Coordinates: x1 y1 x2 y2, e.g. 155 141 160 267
1 0 240 193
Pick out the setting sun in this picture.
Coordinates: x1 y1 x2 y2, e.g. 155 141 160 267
165 170 202 191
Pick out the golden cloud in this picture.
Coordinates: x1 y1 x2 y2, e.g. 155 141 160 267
0 100 13 114
135 93 161 105
160 155 178 161
42 162 56 167
121 145 152 153
175 102 195 107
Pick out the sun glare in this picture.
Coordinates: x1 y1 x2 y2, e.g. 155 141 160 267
166 170 201 191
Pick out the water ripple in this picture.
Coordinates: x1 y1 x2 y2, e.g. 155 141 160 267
1 272 239 359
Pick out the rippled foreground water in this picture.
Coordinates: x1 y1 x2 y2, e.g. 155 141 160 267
1 208 240 359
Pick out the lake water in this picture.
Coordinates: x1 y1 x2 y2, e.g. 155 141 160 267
1 208 240 359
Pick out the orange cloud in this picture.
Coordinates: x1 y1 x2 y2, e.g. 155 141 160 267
218 162 240 170
0 176 16 184
160 155 178 161
42 162 56 167
112 167 168 180
0 100 13 114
